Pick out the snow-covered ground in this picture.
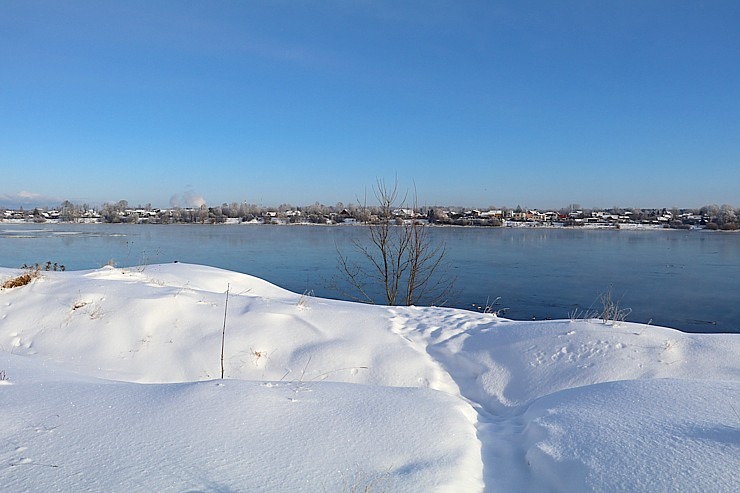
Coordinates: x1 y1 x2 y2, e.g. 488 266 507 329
1 263 738 492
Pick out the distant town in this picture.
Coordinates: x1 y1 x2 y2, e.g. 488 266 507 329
2 201 739 230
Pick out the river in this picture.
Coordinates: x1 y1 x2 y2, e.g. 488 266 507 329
1 223 738 333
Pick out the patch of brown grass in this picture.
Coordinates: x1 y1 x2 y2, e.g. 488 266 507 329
2 267 41 289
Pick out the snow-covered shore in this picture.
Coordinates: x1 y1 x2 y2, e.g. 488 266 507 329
1 263 738 492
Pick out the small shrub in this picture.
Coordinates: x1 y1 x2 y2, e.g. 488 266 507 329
599 289 631 326
471 296 508 316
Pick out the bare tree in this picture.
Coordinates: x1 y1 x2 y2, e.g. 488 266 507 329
59 200 79 222
336 179 453 306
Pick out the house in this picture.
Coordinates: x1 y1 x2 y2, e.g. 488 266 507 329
392 208 415 218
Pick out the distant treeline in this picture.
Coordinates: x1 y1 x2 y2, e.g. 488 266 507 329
2 200 739 230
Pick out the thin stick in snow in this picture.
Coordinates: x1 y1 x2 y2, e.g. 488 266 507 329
221 283 230 379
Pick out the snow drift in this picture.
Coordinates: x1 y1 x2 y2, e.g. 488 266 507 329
1 263 738 492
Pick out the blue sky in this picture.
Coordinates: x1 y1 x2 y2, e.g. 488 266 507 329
1 1 738 210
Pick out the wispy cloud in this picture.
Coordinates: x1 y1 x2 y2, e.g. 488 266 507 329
0 191 60 208
17 190 42 200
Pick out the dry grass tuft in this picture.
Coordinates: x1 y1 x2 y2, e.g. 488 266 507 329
600 288 632 325
297 289 314 310
2 267 41 289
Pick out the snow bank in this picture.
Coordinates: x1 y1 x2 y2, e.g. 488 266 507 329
1 352 480 492
1 263 738 492
520 379 740 492
0 264 456 390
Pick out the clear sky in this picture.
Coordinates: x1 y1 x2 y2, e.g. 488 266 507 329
1 1 738 210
